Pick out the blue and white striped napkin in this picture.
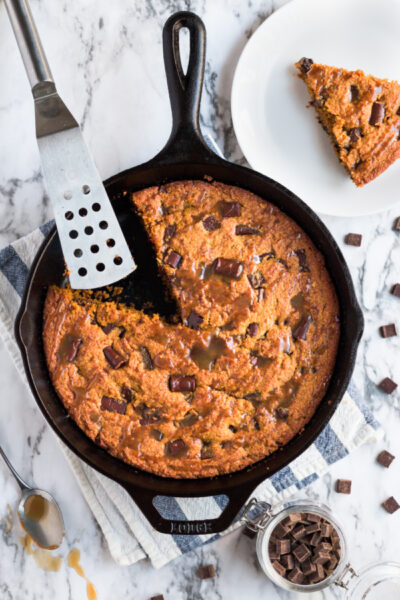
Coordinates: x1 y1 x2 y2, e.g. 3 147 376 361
0 223 381 568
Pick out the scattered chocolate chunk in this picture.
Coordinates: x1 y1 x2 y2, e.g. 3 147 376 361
344 233 362 246
377 450 395 468
350 85 359 102
382 496 400 514
393 217 400 231
169 375 196 392
235 224 260 235
276 538 291 555
272 560 287 577
150 595 164 600
379 323 397 338
213 257 243 279
298 57 313 74
335 479 352 494
378 377 397 394
101 396 126 415
139 346 154 370
293 543 311 563
103 346 127 369
121 386 133 403
202 215 221 231
164 250 182 268
150 429 164 441
163 224 176 242
65 337 82 362
288 566 304 584
293 249 310 272
187 310 203 330
197 564 215 579
220 201 241 218
369 102 385 126
101 323 115 335
293 315 312 340
348 127 361 143
247 271 266 289
275 407 289 421
247 322 259 337
391 284 400 298
165 438 188 458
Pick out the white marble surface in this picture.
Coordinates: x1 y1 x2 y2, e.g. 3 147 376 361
0 0 400 598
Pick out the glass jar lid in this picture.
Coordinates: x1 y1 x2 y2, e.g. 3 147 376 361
345 562 400 599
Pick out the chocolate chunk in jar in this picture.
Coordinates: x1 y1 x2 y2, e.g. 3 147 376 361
202 216 221 231
275 539 291 555
293 543 311 563
139 345 154 370
187 310 203 330
103 346 127 369
272 561 287 577
169 374 196 392
247 322 259 337
101 396 127 415
235 224 260 235
287 566 304 584
369 102 385 125
378 377 397 394
164 249 182 268
247 271 266 289
298 57 313 74
212 257 243 279
165 438 188 458
163 224 176 242
220 201 241 218
292 315 312 340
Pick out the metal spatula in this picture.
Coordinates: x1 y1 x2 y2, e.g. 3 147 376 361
4 0 136 289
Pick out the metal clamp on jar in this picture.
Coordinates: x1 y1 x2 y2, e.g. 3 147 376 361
241 498 400 599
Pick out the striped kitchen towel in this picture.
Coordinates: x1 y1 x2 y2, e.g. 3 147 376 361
0 224 381 568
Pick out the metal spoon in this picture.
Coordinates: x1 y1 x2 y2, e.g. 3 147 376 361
0 445 64 549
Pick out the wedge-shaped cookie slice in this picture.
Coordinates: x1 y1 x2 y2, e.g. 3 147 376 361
295 58 400 186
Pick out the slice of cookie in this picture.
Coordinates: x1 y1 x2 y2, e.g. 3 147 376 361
295 58 400 186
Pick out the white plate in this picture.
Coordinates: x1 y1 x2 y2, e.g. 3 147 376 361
231 0 400 217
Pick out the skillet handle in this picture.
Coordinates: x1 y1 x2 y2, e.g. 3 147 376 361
120 483 257 535
156 11 216 163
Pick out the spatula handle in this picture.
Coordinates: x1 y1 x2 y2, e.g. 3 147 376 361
4 0 53 94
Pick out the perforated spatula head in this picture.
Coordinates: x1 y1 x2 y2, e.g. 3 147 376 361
5 0 135 289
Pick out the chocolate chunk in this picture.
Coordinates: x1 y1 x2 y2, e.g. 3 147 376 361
220 201 241 218
101 323 115 335
268 541 279 558
103 346 127 369
309 532 322 546
259 250 276 261
304 523 320 535
318 541 332 552
291 524 307 540
350 85 359 102
135 405 162 426
276 538 291 555
247 271 265 289
121 386 134 403
302 559 316 576
163 224 176 242
320 522 333 537
169 375 196 392
247 322 259 337
348 127 361 143
293 249 310 272
272 560 287 577
378 377 397 394
235 224 260 235
200 443 214 460
197 564 215 579
101 396 126 415
307 513 322 524
391 284 400 298
393 217 400 231
139 346 154 370
242 525 257 539
202 216 221 231
369 102 385 126
379 323 397 338
150 595 164 600
335 479 352 494
382 496 400 514
180 413 199 427
293 315 312 340
213 257 243 279
275 407 289 421
281 554 295 570
293 543 311 563
65 337 82 362
273 522 289 538
298 57 313 74
165 250 182 268
287 566 304 584
377 449 395 468
314 552 331 566
345 233 362 246
187 310 203 330
165 438 188 458
150 429 164 441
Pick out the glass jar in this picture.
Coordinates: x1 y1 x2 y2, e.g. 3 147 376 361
242 498 400 598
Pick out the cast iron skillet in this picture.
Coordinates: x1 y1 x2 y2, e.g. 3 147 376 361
15 11 363 535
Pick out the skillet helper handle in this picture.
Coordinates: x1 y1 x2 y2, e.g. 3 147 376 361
121 484 256 535
161 11 208 157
